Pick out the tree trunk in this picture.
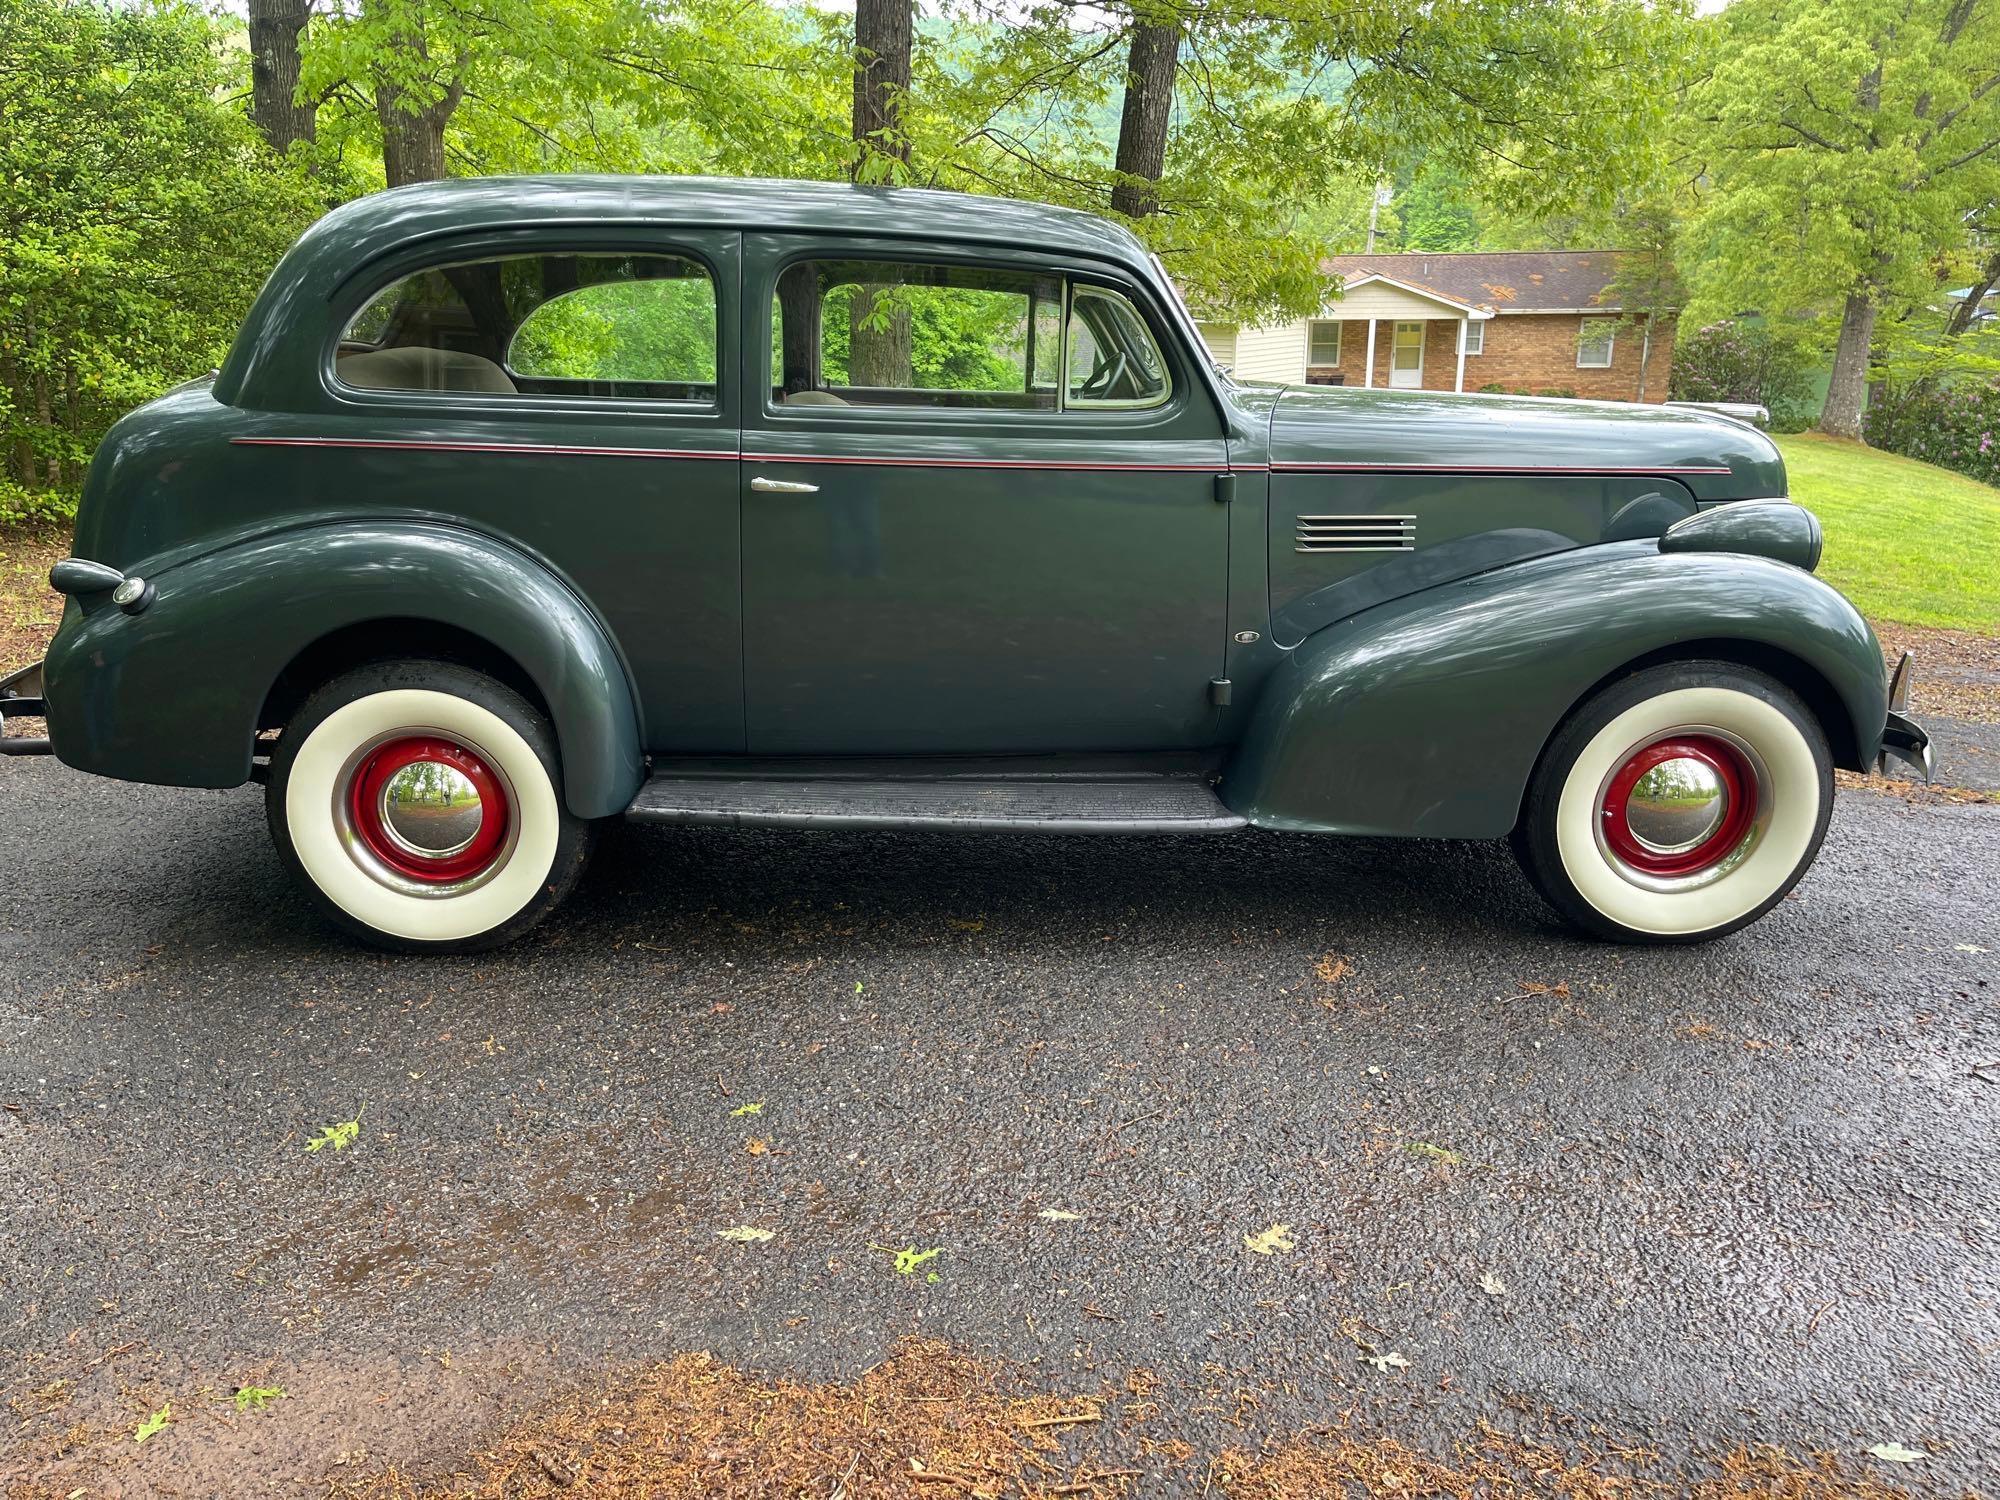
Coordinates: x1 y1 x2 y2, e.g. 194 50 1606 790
376 77 458 186
850 0 912 178
848 285 914 389
1820 291 1877 440
248 0 316 153
849 0 912 387
1110 22 1179 219
1945 244 2000 337
1635 311 1655 402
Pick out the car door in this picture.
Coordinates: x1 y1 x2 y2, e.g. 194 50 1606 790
738 235 1231 755
320 229 744 751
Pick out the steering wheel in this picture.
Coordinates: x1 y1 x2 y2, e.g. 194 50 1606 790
1077 350 1132 400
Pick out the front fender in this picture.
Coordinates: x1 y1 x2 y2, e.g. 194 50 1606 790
43 522 644 819
1222 541 1886 838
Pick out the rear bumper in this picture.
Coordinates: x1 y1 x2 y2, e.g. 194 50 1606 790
0 660 50 756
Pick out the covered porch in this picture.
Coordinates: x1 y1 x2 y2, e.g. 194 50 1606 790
1303 274 1493 393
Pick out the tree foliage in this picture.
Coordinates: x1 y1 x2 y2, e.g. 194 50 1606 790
913 0 1695 322
1679 0 2000 436
0 0 321 514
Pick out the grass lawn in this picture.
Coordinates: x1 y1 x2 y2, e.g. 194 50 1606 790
1777 432 2000 634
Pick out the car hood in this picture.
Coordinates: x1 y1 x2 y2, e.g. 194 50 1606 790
1256 383 1786 502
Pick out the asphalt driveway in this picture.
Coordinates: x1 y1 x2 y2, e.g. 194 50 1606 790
1 756 1995 1494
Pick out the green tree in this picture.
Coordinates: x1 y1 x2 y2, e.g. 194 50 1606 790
0 0 320 510
1681 0 2000 439
1393 166 1482 252
299 0 837 188
923 0 1696 324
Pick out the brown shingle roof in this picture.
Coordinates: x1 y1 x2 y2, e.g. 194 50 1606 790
1321 251 1627 313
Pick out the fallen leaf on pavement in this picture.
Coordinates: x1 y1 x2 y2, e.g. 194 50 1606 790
1243 1224 1295 1255
1405 1141 1462 1166
729 1100 765 1117
1868 1443 1928 1463
304 1110 362 1153
133 1404 170 1444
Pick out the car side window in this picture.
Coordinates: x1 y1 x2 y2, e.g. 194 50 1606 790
1066 284 1170 408
335 252 716 403
770 259 1063 411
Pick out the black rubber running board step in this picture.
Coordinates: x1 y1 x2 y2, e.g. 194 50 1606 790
624 773 1246 834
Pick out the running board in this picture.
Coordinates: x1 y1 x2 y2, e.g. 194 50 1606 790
625 767 1245 834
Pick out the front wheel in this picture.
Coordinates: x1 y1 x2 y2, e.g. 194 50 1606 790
266 660 593 952
1513 661 1833 943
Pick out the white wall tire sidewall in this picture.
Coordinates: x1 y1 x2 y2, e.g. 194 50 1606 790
1554 686 1821 938
284 689 560 944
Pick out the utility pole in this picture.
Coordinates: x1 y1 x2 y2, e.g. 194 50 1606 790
1365 181 1391 252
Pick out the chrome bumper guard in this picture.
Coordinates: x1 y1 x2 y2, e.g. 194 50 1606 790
1876 651 1933 781
0 660 50 756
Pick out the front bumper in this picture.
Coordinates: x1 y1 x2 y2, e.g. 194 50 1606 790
1876 651 1933 781
0 659 50 756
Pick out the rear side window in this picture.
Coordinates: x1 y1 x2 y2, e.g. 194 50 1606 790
336 252 716 402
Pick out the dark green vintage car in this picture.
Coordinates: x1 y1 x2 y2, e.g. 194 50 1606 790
0 176 1931 951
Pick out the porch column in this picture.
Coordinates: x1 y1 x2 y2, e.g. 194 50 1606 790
1363 318 1377 389
1455 318 1468 393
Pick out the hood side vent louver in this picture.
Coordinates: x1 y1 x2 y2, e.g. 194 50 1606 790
1296 514 1417 553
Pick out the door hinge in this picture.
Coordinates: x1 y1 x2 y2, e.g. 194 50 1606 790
1214 473 1235 505
1209 677 1232 707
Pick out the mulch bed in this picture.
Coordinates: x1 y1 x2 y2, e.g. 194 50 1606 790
1875 623 2000 726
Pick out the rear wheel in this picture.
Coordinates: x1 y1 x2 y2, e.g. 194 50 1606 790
1513 661 1833 943
266 660 592 952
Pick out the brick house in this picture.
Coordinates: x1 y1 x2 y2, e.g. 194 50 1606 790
1196 250 1673 402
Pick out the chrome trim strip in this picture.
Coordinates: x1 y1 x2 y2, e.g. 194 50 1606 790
231 437 1242 474
1273 461 1735 476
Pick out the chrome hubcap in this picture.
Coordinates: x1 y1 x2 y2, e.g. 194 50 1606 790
379 761 486 859
1623 756 1730 855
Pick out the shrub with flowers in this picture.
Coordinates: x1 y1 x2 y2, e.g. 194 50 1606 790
1669 319 1819 430
1863 378 2000 486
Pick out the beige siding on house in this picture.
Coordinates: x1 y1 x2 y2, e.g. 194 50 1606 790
1231 321 1309 384
1328 283 1464 322
1195 322 1238 370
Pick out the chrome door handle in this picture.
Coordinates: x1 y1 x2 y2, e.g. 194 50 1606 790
750 476 819 494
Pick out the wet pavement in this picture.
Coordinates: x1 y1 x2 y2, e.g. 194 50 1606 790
1 755 1995 1493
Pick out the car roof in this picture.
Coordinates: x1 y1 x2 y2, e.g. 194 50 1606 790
305 175 1152 273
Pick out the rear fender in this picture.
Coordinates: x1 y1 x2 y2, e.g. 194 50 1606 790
1221 541 1886 838
42 522 644 819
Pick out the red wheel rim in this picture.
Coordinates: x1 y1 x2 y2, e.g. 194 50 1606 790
347 736 510 883
1599 735 1757 878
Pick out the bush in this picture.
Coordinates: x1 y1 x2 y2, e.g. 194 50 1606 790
1863 379 2000 486
1670 320 1818 426
0 0 323 505
0 481 76 527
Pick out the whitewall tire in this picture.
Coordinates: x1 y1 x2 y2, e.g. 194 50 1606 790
267 661 593 952
1513 662 1834 943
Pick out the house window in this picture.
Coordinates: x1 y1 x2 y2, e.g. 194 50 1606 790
1461 320 1484 355
1576 318 1616 368
1307 319 1341 367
